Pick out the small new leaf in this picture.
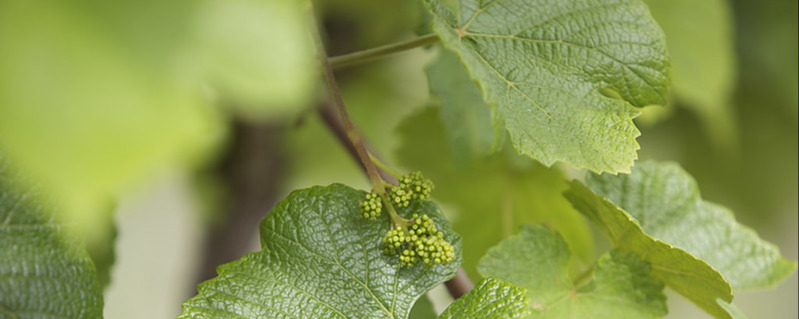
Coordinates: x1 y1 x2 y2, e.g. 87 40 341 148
439 277 532 319
478 225 667 318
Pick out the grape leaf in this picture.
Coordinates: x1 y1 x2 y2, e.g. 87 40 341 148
179 184 462 318
564 181 733 318
644 0 738 147
439 277 531 319
426 48 499 164
583 161 797 290
395 108 593 279
421 0 670 173
408 294 436 319
717 299 749 319
0 156 104 319
478 225 667 318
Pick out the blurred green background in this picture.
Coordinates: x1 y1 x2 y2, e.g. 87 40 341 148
0 0 795 318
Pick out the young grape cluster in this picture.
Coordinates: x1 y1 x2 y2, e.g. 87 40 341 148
388 171 434 208
359 193 382 220
382 214 455 268
358 171 434 220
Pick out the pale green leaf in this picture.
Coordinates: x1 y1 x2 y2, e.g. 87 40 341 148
422 0 670 173
565 181 733 319
644 0 738 147
439 278 531 319
0 156 104 319
0 0 315 230
426 48 498 164
478 225 667 318
179 184 462 318
584 161 797 290
395 108 593 279
191 0 315 116
0 1 221 230
717 299 749 319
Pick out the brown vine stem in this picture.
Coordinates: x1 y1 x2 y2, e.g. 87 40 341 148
308 6 384 191
308 2 473 301
308 4 408 232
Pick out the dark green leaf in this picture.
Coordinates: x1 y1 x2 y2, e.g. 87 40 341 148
0 156 104 319
408 294 436 319
421 0 670 173
478 225 667 318
179 184 462 318
439 277 531 319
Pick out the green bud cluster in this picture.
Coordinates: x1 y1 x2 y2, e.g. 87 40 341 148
359 171 433 220
359 193 382 220
382 214 455 268
388 171 434 208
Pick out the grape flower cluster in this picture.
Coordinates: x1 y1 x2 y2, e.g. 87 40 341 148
358 171 434 219
388 171 434 208
382 214 455 268
359 193 382 220
358 171 453 268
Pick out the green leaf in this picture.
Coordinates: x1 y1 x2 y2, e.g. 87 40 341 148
0 0 315 230
426 48 499 164
478 225 667 318
583 161 797 290
717 299 749 319
0 1 222 231
191 0 315 116
0 156 104 319
439 277 532 319
408 294 437 319
644 0 738 147
564 181 733 319
421 0 670 173
395 108 593 279
179 184 462 318
85 212 117 290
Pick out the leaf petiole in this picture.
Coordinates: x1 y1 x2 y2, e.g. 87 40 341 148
330 34 439 69
368 153 402 179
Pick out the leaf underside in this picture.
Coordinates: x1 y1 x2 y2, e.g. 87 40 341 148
565 181 733 319
584 161 797 291
423 0 670 173
566 160 797 318
478 225 667 318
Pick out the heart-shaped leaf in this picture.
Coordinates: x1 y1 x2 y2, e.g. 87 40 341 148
422 0 670 173
179 184 462 318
